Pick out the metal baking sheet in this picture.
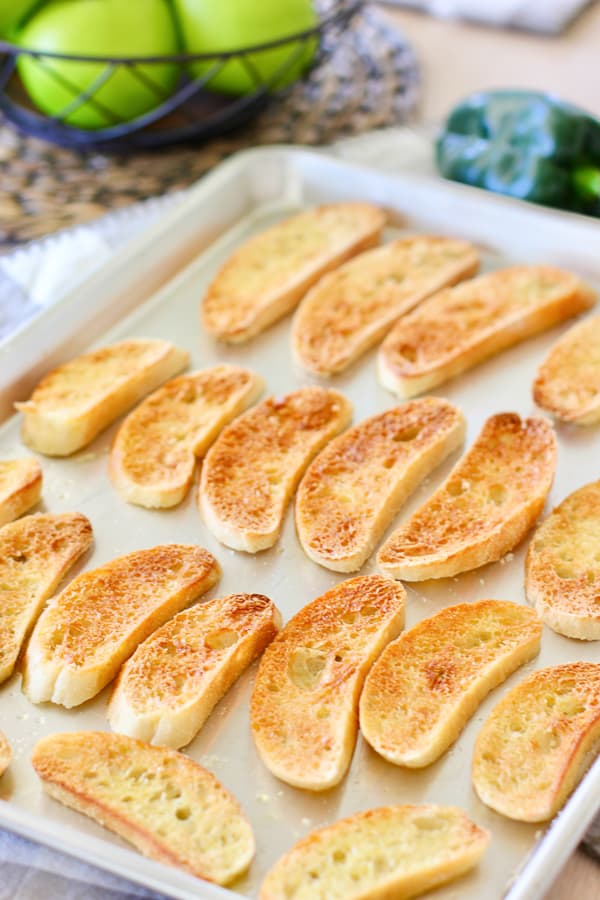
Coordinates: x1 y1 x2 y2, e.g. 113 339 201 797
0 147 599 900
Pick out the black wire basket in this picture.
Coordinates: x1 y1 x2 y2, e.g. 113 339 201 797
0 0 362 151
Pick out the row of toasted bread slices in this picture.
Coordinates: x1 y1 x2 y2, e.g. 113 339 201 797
8 726 489 897
2 523 598 828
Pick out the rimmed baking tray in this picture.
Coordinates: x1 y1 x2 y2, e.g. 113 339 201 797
0 146 599 900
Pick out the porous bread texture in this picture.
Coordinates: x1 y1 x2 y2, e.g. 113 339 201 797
110 365 264 508
526 480 600 639
0 730 11 776
377 413 556 581
199 386 352 552
250 574 405 791
259 804 489 900
16 339 189 456
533 313 600 424
202 203 386 342
378 265 595 399
0 457 42 526
109 593 281 748
473 662 600 822
23 544 220 707
32 731 254 885
0 512 93 685
360 600 542 767
292 235 479 375
296 398 466 572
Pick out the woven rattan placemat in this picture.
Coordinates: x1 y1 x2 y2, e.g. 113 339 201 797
0 5 419 247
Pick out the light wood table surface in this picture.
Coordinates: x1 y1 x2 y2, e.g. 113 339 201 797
380 4 600 900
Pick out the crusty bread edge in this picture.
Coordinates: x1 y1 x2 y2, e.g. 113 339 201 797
0 461 42 527
109 372 265 509
379 284 595 400
203 217 385 343
0 730 11 776
296 406 466 572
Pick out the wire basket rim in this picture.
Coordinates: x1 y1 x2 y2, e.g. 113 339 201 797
0 0 362 65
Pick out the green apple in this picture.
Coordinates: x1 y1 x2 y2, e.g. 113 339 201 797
173 0 318 96
0 0 41 38
17 0 180 129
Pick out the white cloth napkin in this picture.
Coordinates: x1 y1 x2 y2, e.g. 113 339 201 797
383 0 591 33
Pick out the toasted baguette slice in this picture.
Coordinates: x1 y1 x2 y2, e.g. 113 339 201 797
526 481 600 639
473 662 600 822
202 203 386 342
109 593 281 748
378 413 556 581
251 575 405 791
32 731 254 884
292 236 479 376
0 457 42 526
533 313 600 424
200 387 352 552
0 730 10 776
260 804 489 900
378 266 595 399
296 398 466 573
23 545 220 708
16 339 189 456
110 366 264 508
360 600 541 768
0 512 93 685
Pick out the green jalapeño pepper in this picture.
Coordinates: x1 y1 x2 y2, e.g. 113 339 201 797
436 90 600 217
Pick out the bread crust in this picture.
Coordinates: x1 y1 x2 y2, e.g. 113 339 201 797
378 266 595 399
109 366 264 508
202 203 386 343
16 339 189 456
526 481 600 639
0 512 93 685
360 600 542 767
250 574 405 791
533 313 600 424
23 545 220 707
109 593 281 748
0 730 11 776
32 731 255 885
292 236 479 375
0 457 42 526
296 398 466 572
472 662 600 822
199 386 352 552
259 804 489 900
378 413 556 581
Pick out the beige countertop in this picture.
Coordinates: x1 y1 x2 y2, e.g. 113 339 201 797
382 5 600 899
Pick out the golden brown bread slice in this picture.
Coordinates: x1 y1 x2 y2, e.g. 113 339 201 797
378 266 595 399
378 413 556 581
0 512 93 685
259 804 489 900
15 339 189 456
23 545 220 708
526 481 600 640
250 575 405 791
533 313 600 424
199 386 352 552
32 731 254 885
0 458 42 526
292 236 479 376
201 203 386 342
109 593 281 748
109 365 264 508
296 398 466 573
472 662 600 822
0 730 11 776
360 600 542 768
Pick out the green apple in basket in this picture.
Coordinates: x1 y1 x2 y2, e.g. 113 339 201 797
0 0 40 38
16 0 180 129
173 0 318 95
